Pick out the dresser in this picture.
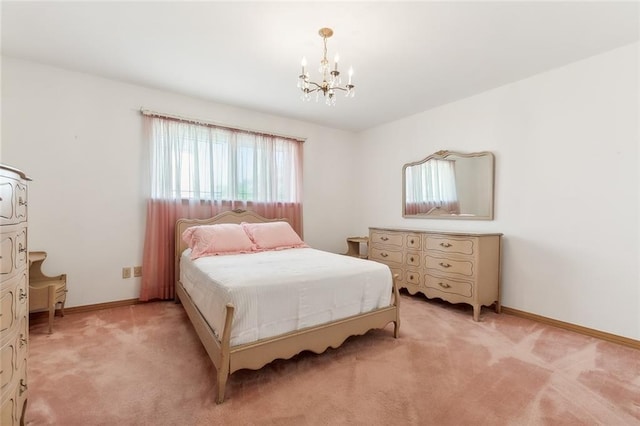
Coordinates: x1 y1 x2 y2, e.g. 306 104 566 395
369 227 502 321
1 165 30 426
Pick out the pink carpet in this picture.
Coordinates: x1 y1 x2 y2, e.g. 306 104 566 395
27 294 640 425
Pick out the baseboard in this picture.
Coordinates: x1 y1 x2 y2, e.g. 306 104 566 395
502 306 639 350
29 298 638 350
29 298 142 321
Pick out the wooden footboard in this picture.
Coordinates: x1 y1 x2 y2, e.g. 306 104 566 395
176 277 400 404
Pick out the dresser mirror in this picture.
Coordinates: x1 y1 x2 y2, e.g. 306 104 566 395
403 150 495 220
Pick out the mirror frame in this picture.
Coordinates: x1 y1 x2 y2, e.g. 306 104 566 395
402 150 495 220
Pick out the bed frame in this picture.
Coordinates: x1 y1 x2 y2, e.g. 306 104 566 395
174 209 401 403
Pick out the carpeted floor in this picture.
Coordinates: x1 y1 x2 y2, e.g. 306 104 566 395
27 294 640 425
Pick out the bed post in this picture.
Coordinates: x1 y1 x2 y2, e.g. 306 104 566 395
216 303 235 404
393 275 401 338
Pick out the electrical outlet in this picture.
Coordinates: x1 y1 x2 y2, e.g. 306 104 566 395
133 266 142 277
122 267 131 279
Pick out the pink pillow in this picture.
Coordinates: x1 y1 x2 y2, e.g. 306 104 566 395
242 221 308 250
183 224 256 260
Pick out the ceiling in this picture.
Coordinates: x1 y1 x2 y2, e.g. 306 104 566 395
2 1 638 132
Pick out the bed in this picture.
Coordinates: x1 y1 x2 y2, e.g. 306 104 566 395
174 209 400 403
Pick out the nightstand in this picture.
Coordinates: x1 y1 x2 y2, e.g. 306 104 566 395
344 236 369 259
28 251 67 333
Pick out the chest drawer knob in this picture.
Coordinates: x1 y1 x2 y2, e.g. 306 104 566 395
410 256 414 262
381 252 389 258
438 282 451 289
440 242 452 248
380 236 389 241
439 262 451 268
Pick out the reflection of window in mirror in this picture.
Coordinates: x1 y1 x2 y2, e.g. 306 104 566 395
403 151 495 220
405 159 460 215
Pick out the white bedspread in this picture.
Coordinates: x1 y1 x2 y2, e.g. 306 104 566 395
180 248 392 346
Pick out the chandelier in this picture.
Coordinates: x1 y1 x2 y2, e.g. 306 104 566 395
297 27 355 105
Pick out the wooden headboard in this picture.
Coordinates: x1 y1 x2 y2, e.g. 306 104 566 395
174 209 288 282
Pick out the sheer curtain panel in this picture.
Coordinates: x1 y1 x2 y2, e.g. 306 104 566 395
140 116 303 301
405 159 460 215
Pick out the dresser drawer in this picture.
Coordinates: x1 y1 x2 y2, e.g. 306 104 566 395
0 178 27 226
424 236 474 256
424 274 473 298
1 339 16 390
0 273 27 334
425 255 474 277
405 251 421 267
389 267 403 283
370 231 404 247
405 270 420 285
405 234 421 250
0 228 27 279
1 389 16 426
369 247 403 265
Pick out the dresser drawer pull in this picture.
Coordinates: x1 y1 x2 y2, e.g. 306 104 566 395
380 252 389 258
380 236 389 241
18 197 27 206
19 289 27 301
440 242 452 248
20 334 27 348
409 256 415 262
438 282 451 289
409 274 414 280
409 239 415 244
19 379 28 395
439 262 451 268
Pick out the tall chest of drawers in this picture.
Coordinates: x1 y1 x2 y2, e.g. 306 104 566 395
0 165 30 426
369 227 502 321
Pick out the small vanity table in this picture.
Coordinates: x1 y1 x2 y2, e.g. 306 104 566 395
28 251 67 333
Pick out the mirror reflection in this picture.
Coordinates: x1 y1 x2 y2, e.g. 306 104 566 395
403 150 495 220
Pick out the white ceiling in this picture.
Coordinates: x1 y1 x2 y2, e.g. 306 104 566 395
2 1 638 132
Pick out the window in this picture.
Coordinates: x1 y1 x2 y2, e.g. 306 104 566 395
149 118 302 204
141 114 304 301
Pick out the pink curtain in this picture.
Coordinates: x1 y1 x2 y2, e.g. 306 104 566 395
405 201 460 215
140 200 303 301
140 114 304 301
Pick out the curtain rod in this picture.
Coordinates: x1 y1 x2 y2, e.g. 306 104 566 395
139 108 306 143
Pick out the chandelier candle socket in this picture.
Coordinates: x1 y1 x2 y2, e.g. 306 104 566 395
298 27 355 105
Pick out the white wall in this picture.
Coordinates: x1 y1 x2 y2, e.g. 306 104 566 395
355 43 639 340
1 57 359 307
